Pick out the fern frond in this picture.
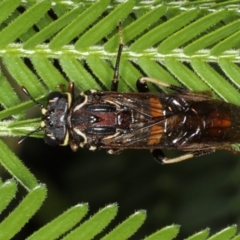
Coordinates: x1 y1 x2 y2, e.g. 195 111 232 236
0 1 240 239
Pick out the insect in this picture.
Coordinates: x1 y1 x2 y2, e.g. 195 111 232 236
19 28 240 164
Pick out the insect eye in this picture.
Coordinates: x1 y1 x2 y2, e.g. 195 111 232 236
47 91 62 102
44 134 59 146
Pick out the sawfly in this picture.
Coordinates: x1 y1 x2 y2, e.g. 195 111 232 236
19 24 240 164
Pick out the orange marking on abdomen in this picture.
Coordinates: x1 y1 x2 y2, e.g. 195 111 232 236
147 97 164 146
149 97 163 118
209 110 232 128
207 110 232 137
212 118 231 128
147 125 163 146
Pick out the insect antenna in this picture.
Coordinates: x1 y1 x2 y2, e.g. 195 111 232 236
18 126 43 145
18 86 45 145
21 86 44 108
111 22 124 91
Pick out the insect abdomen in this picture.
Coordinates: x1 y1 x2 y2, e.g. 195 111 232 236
160 99 240 149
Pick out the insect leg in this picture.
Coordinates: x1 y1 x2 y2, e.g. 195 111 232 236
111 22 124 92
137 77 187 93
56 82 74 97
152 148 216 164
107 149 122 154
68 82 74 98
136 77 150 92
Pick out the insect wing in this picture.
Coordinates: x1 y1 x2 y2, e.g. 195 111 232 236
100 92 168 149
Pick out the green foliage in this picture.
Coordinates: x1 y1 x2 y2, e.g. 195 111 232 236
0 0 240 238
0 178 239 240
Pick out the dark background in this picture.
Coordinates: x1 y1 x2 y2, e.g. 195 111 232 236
2 137 240 239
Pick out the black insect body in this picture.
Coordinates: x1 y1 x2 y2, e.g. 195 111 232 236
20 37 240 164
